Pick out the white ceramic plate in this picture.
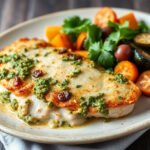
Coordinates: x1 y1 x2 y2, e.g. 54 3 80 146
0 8 150 144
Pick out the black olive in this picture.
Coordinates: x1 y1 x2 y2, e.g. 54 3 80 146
57 91 72 102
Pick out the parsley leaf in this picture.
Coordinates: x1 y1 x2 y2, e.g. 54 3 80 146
88 42 102 61
62 16 91 42
98 51 116 68
138 21 150 33
84 24 102 49
108 21 139 40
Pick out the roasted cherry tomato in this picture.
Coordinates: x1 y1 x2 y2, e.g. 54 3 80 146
136 70 150 96
114 61 139 82
94 7 118 28
115 44 132 61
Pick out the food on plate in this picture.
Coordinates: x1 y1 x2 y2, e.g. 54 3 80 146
115 44 132 61
114 61 139 82
136 70 150 96
0 7 149 129
76 32 87 50
94 7 118 28
0 38 141 128
119 12 138 29
134 33 150 47
50 33 73 49
45 26 61 41
132 44 150 70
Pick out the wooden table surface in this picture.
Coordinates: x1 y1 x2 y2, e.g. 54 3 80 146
0 0 149 150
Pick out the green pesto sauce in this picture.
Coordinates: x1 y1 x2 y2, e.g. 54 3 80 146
62 55 82 66
34 78 51 100
76 85 82 88
0 91 11 104
0 54 35 79
18 114 40 125
58 79 70 90
11 99 18 111
70 68 81 77
44 52 51 57
79 93 109 117
113 73 128 84
0 69 16 80
11 54 35 79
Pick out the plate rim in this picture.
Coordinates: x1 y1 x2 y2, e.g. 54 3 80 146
0 7 150 144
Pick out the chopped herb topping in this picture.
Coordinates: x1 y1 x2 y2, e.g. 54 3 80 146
50 79 58 85
0 91 11 104
35 53 40 57
62 54 83 65
44 52 51 57
7 72 16 79
70 59 82 65
106 68 114 75
0 69 9 79
34 78 51 100
23 48 28 53
0 69 16 80
114 73 128 84
11 99 18 110
118 96 124 100
0 54 35 79
70 68 81 77
18 114 39 125
47 101 54 108
11 54 35 79
76 85 82 88
0 54 11 63
59 79 70 90
79 93 108 117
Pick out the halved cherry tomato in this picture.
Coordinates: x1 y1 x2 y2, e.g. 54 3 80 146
45 26 61 41
94 7 118 28
114 61 139 82
76 32 87 50
136 70 150 96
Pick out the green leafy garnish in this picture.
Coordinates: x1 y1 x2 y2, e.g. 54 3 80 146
84 24 102 49
88 21 141 68
138 21 150 33
62 16 91 42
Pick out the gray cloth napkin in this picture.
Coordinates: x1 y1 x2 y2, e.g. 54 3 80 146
0 129 147 150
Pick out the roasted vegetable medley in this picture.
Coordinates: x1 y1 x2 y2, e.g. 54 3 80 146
45 7 150 96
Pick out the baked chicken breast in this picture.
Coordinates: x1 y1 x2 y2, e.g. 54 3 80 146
0 38 141 128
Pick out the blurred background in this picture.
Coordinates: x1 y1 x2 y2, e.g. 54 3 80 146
0 0 149 150
0 0 149 32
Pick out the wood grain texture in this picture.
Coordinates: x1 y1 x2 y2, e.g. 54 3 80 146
0 0 149 150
